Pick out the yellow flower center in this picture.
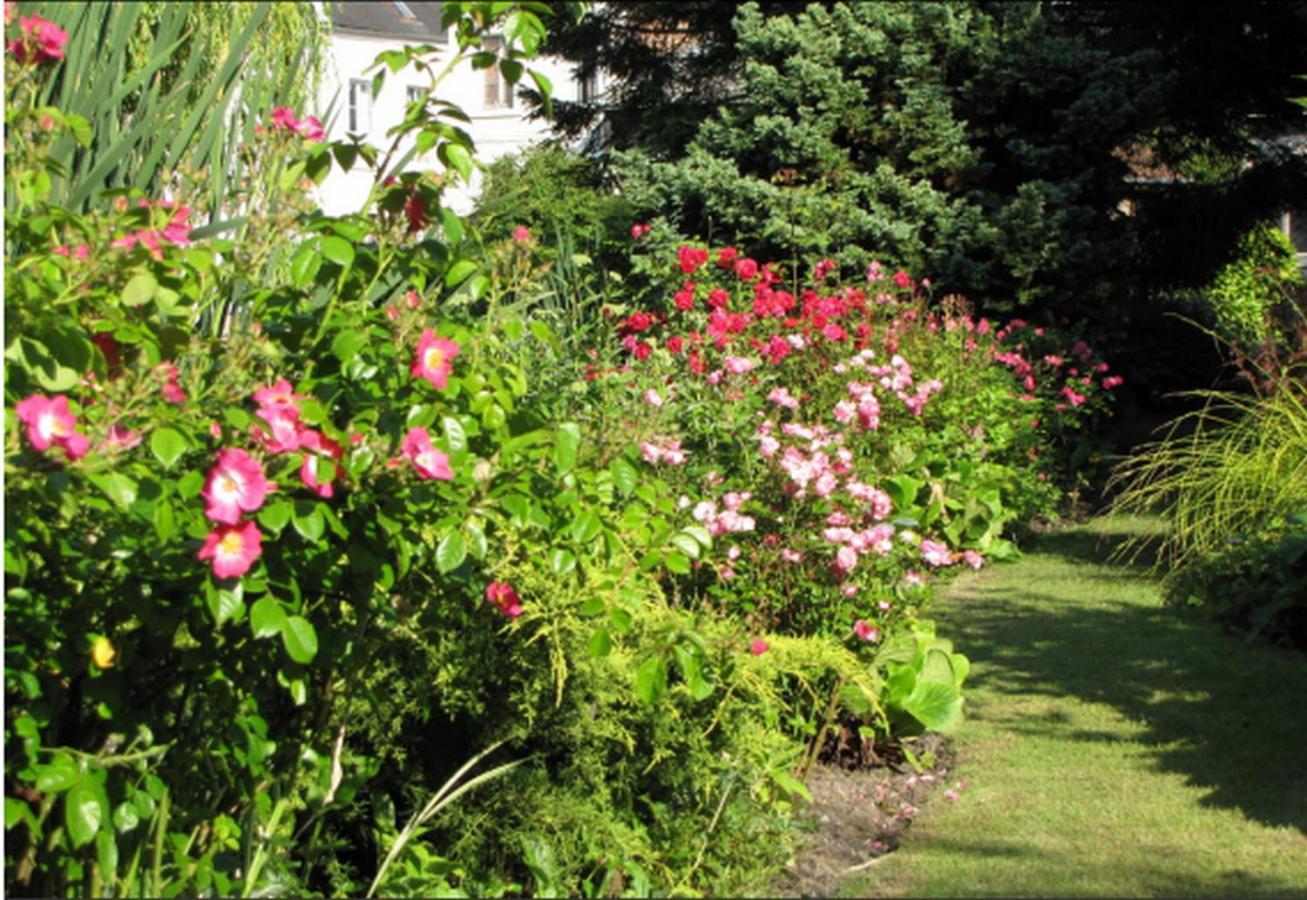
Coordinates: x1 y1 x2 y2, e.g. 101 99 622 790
218 531 245 555
424 347 445 371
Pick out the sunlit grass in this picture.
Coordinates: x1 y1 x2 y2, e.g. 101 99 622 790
849 517 1307 897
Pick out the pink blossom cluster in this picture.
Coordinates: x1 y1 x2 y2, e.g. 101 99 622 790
8 12 66 64
269 106 325 142
692 492 756 537
485 581 523 618
110 200 194 259
14 394 90 460
640 439 688 466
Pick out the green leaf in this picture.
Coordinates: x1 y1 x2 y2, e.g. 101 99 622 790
35 756 81 793
554 423 581 474
89 472 138 509
96 829 118 876
442 416 467 453
901 681 964 733
112 801 140 833
290 241 322 288
443 142 473 181
444 258 477 287
6 796 33 831
152 500 175 542
441 208 464 243
292 503 325 542
208 584 244 627
320 236 355 268
250 596 286 639
281 615 318 664
436 531 467 574
569 509 602 545
65 780 105 848
121 272 158 307
549 547 576 575
609 458 637 496
682 525 712 549
258 500 294 536
665 552 691 575
671 533 701 560
149 427 187 468
465 521 487 560
588 627 612 659
770 769 813 803
634 656 667 706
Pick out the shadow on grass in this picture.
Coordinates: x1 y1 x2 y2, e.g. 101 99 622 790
944 525 1307 835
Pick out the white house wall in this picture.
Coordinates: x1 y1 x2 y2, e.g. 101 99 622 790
314 30 588 216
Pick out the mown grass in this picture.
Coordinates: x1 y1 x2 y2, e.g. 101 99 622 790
849 516 1307 897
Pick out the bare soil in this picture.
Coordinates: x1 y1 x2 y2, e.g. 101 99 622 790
773 731 959 898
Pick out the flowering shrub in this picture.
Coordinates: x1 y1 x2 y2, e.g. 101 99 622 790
574 239 1120 723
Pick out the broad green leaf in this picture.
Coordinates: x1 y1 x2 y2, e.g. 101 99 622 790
149 427 187 467
569 509 602 545
35 756 80 793
445 258 477 287
208 584 244 627
6 796 33 830
465 521 487 559
553 423 581 474
121 273 158 307
89 472 138 509
588 627 612 659
550 547 576 575
671 533 701 560
96 830 118 876
250 596 285 639
609 457 637 496
65 780 104 848
436 531 467 574
112 801 140 833
443 142 472 181
258 500 294 536
770 769 813 803
292 503 325 542
901 681 964 733
442 416 467 452
634 656 667 706
665 552 691 575
290 241 322 288
281 615 318 664
320 236 355 267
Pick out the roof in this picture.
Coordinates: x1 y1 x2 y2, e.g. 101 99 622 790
330 1 448 42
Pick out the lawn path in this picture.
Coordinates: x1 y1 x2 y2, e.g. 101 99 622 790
852 517 1307 897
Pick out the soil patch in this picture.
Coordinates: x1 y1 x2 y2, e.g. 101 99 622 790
774 732 960 898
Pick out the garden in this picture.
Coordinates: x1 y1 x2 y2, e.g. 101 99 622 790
5 2 1306 897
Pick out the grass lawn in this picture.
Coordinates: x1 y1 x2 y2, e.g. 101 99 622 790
849 517 1307 897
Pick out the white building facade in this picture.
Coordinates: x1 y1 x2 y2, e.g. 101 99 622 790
313 1 598 215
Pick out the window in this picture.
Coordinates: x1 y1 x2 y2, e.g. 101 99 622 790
483 38 514 110
348 78 372 133
1286 209 1307 254
578 70 598 104
407 85 426 108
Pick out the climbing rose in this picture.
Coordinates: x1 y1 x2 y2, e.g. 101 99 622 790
197 521 264 579
630 223 651 239
411 328 460 389
920 539 953 567
961 550 984 570
10 14 66 64
253 378 306 415
14 393 89 459
202 449 272 524
485 581 523 618
511 225 533 244
750 638 770 655
296 115 324 141
401 427 453 480
853 619 880 643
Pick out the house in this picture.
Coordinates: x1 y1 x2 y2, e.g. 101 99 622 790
314 1 600 215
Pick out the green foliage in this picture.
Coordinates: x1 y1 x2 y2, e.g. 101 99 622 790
1203 224 1304 347
1111 380 1307 644
11 1 326 220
